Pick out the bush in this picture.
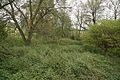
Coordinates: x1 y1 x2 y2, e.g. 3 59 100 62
0 20 13 61
0 21 8 42
81 20 120 56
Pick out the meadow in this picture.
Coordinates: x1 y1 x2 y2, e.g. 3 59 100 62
0 37 120 80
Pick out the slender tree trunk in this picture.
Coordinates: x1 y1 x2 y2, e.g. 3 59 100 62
3 5 27 44
79 24 82 34
92 11 96 24
12 15 27 43
79 17 83 34
114 9 117 20
93 18 96 24
61 22 65 37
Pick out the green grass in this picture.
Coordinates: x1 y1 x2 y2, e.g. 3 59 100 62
0 37 120 80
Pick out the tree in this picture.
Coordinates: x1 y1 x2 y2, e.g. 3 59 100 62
74 1 90 33
107 0 120 20
2 0 71 45
57 11 72 37
2 0 56 45
85 0 105 24
34 9 72 39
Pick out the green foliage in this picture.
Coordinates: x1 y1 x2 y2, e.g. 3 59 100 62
0 37 120 80
81 20 120 56
54 27 71 38
0 21 8 42
35 11 72 39
70 29 81 40
0 20 9 61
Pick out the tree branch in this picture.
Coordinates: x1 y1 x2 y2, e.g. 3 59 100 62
3 7 27 42
32 0 44 22
34 8 52 27
13 3 28 26
0 0 15 9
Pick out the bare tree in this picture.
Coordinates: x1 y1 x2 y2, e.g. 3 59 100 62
75 1 90 32
85 0 105 24
107 0 120 20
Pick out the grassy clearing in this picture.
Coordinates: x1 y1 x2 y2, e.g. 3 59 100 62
0 37 120 80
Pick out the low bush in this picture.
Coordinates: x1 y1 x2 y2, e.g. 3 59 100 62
81 20 120 56
0 20 8 42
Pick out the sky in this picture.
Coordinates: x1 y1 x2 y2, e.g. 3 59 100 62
4 0 117 25
66 0 119 25
66 0 87 23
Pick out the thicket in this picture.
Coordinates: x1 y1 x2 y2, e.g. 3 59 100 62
82 20 120 56
0 21 8 41
0 20 9 61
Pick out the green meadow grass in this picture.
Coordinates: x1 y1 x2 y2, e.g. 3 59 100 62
0 37 120 80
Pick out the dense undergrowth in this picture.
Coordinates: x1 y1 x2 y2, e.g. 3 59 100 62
81 20 120 57
0 37 120 80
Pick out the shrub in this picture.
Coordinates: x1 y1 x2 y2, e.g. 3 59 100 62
0 21 8 42
81 20 120 56
0 20 13 61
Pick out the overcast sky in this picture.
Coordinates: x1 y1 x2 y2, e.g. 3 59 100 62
66 0 87 24
66 0 117 24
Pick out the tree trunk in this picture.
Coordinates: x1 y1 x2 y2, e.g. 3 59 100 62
62 23 65 37
24 22 34 45
12 15 27 43
114 9 117 20
25 0 33 45
92 11 96 24
93 18 96 24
